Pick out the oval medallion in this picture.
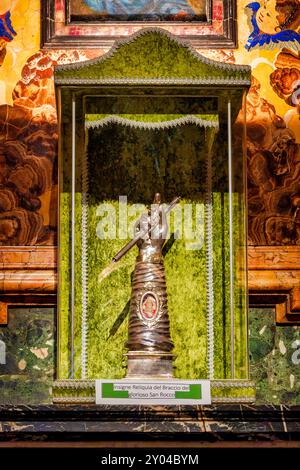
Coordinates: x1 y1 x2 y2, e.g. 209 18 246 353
139 292 160 327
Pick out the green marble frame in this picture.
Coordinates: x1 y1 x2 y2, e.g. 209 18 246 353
55 29 253 402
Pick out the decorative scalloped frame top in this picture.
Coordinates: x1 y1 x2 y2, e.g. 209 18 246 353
55 28 251 85
85 115 219 130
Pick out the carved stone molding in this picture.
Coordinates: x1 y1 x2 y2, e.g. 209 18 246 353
248 246 300 324
0 247 57 324
1 246 299 325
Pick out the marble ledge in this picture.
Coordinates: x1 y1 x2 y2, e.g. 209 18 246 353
0 247 56 270
248 270 300 291
0 405 300 441
248 246 300 270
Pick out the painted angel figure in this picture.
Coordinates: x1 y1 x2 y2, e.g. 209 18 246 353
245 0 300 52
0 0 17 41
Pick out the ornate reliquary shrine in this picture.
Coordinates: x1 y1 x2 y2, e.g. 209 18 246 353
53 29 254 403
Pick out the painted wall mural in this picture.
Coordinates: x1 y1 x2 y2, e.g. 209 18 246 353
241 0 300 245
2 306 299 405
0 0 299 246
0 1 17 69
270 49 300 109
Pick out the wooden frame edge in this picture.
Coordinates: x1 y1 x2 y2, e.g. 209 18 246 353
41 0 238 49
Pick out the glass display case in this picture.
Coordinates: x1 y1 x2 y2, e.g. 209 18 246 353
53 29 254 403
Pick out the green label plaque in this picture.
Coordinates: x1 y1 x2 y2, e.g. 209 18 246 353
95 379 211 405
